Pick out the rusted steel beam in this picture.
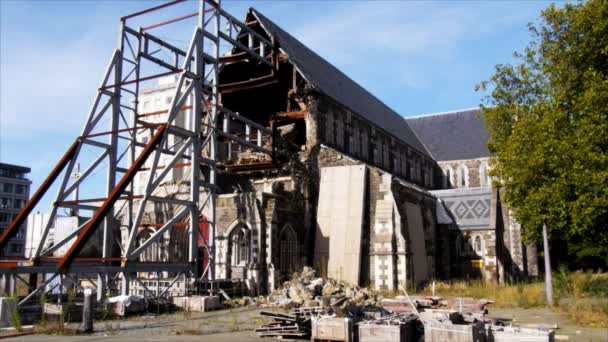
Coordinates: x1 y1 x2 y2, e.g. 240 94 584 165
140 162 191 171
219 74 280 93
272 110 307 122
57 125 167 273
141 222 189 228
225 162 277 173
100 71 179 90
41 257 122 262
0 140 79 253
137 102 212 118
56 195 143 205
142 12 198 31
218 51 251 65
121 0 186 21
81 123 162 139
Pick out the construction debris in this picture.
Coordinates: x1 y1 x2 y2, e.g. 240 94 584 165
255 307 323 339
263 267 380 308
254 268 555 342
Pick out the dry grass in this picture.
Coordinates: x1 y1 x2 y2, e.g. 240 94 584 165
416 280 545 308
414 270 608 327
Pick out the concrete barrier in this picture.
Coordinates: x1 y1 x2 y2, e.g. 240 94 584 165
171 295 221 312
311 317 354 342
486 325 555 342
423 319 485 342
0 297 16 328
358 322 415 342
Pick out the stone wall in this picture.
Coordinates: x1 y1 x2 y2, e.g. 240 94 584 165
311 94 439 190
437 157 491 189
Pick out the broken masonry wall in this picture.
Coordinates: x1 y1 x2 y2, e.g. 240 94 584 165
213 177 306 294
214 192 264 294
263 191 306 291
311 94 438 190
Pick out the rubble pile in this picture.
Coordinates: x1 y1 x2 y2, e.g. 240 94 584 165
253 268 555 341
266 267 381 308
255 307 323 339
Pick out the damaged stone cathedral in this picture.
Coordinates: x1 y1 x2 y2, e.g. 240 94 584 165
128 8 538 295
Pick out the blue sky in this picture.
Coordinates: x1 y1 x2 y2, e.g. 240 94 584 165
0 0 553 208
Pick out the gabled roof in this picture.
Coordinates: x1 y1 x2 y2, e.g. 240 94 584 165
250 9 431 158
406 108 490 161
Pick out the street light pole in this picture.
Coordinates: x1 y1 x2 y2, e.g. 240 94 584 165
542 223 553 306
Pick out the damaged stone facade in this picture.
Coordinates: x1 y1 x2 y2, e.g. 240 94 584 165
124 8 537 296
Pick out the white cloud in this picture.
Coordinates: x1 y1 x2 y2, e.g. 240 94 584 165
287 1 543 90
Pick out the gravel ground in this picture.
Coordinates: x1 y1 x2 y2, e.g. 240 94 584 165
7 306 607 342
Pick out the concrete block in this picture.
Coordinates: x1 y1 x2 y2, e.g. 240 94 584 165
359 322 415 342
419 309 462 323
43 302 83 321
172 296 221 312
486 325 555 342
382 298 416 313
311 317 354 342
423 320 485 342
0 297 16 328
107 295 145 316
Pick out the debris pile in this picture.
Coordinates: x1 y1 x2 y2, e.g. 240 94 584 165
266 267 380 308
255 307 324 339
254 268 555 342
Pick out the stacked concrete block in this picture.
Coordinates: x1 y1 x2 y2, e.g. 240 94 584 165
0 297 16 327
172 295 221 312
486 325 555 342
358 321 415 342
423 319 485 342
311 317 354 342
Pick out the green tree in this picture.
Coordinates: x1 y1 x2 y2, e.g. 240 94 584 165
477 0 608 266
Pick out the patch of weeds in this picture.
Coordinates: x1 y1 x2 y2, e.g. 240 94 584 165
8 294 21 332
38 294 47 329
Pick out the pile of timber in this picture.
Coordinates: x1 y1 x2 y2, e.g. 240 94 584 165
255 307 324 339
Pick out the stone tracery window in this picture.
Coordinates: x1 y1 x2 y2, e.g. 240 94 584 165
138 228 160 262
480 161 491 187
230 224 250 266
457 164 469 188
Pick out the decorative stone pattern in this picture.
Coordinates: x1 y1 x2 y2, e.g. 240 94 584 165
431 187 493 230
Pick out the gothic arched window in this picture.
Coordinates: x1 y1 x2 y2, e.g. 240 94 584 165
230 225 250 266
279 225 298 274
457 164 469 188
474 236 483 254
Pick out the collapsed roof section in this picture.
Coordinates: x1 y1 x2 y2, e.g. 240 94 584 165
245 8 432 159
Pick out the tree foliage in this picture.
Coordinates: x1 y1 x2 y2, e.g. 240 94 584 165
478 0 608 264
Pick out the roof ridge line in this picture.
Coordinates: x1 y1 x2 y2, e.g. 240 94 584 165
405 107 481 119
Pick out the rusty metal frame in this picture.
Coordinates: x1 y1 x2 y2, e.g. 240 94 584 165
1 0 279 304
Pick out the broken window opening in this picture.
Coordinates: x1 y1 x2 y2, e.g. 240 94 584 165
278 224 298 275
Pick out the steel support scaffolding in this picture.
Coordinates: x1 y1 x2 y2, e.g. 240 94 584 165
0 0 276 305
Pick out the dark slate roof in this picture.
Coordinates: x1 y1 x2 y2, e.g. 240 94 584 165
250 9 431 158
405 108 490 161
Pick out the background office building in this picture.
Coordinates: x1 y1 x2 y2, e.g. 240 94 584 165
0 163 31 256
